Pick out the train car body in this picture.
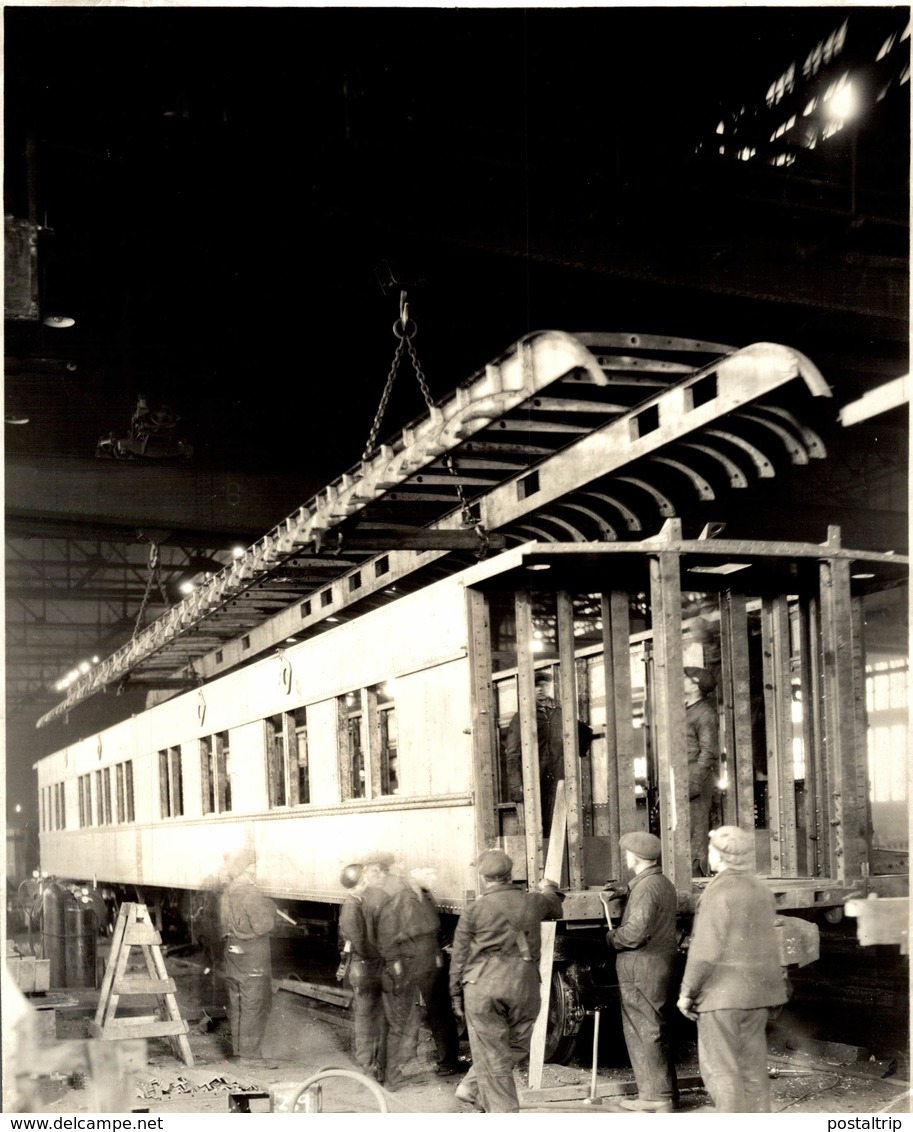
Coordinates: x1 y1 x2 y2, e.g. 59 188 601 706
34 329 909 1055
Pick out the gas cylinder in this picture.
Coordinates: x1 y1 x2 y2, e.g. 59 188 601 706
40 881 67 988
64 896 98 988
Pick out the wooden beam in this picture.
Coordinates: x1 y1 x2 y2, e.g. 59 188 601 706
719 590 755 839
762 596 798 877
466 588 498 852
516 590 544 881
557 591 584 892
649 546 691 888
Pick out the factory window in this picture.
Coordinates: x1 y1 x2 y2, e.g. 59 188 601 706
78 774 94 828
201 733 232 815
96 768 113 825
265 712 308 808
159 747 184 818
867 658 908 804
55 782 66 830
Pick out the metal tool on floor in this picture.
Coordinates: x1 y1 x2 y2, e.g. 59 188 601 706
583 1008 603 1105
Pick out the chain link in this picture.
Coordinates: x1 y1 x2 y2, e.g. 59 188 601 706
362 292 492 558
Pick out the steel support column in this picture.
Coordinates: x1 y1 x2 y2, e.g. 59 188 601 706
515 589 544 882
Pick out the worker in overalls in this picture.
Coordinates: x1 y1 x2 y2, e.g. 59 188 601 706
219 848 279 1069
408 866 464 1076
601 831 679 1113
448 849 564 1113
339 863 389 1084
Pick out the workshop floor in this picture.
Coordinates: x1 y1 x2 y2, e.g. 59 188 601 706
12 939 911 1116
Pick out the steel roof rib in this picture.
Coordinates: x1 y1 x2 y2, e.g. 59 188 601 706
36 335 831 728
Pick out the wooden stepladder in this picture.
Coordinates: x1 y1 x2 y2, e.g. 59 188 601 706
90 902 194 1066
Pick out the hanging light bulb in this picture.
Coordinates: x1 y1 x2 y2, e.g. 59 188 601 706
43 314 76 328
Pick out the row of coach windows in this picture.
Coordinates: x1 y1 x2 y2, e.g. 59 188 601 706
43 762 133 831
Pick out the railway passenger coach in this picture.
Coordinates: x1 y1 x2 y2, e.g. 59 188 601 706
34 329 909 1058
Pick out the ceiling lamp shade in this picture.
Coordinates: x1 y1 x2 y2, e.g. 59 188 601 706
43 314 75 328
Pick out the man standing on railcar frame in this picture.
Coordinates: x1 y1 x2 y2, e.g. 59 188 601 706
448 849 564 1113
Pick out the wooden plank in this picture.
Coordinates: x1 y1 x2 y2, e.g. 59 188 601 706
556 591 584 892
97 1019 189 1039
806 595 831 873
597 596 618 848
515 590 544 880
520 1075 704 1105
608 591 636 846
762 596 798 876
113 976 176 995
719 591 755 838
94 900 128 1027
795 599 821 876
528 783 567 1091
819 556 865 881
275 978 352 1007
649 544 690 888
465 588 498 852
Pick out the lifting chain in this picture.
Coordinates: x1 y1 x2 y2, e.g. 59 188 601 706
362 291 492 559
442 454 491 558
361 291 435 462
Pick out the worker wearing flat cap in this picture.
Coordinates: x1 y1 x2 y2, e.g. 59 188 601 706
338 863 388 1084
599 832 678 1113
677 827 788 1112
448 849 564 1113
219 848 280 1069
684 667 721 875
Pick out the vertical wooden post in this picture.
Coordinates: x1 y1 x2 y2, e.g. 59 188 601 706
601 593 619 855
465 587 498 853
819 554 865 882
649 545 690 889
719 590 755 839
796 598 822 876
851 595 874 876
515 589 544 882
556 591 584 892
806 594 831 874
762 597 798 876
607 592 636 846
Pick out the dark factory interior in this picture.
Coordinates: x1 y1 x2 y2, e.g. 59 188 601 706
4 5 908 831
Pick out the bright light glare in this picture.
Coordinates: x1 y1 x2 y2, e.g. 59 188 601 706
826 81 857 121
180 581 195 594
231 545 246 559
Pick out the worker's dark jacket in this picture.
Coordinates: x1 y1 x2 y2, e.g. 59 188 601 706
375 874 438 960
680 868 788 1012
339 886 387 961
449 884 563 996
219 876 276 941
606 864 677 958
504 702 592 827
685 697 720 798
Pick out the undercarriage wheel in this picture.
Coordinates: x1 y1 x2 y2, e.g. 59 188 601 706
544 966 579 1065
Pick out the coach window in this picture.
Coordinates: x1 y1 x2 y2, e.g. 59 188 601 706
377 684 398 795
78 773 93 828
96 767 112 825
202 733 232 814
159 747 184 818
116 762 134 823
338 691 366 800
265 712 309 807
